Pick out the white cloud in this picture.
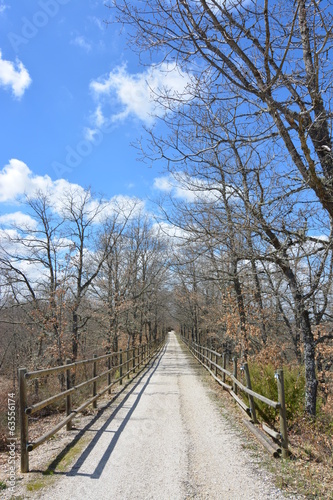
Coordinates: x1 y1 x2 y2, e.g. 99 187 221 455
0 160 146 226
152 221 187 242
0 159 84 207
93 104 105 127
83 127 98 142
85 105 106 135
154 173 221 203
0 159 43 202
90 61 193 126
0 211 38 230
71 35 92 52
0 50 32 98
93 195 146 224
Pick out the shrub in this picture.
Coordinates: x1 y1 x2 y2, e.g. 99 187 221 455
248 362 305 426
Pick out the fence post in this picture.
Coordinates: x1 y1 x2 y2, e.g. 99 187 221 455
108 353 112 395
119 349 123 385
133 347 136 372
19 368 29 473
233 357 238 394
93 354 97 408
127 349 130 379
276 369 289 458
215 352 218 377
222 353 226 384
243 362 257 423
66 359 72 430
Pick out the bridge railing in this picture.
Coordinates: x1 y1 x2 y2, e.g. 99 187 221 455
19 337 165 472
181 335 288 459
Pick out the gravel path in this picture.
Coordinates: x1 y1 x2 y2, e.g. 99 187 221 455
35 332 286 499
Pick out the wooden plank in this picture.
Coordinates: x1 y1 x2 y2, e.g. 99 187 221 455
242 419 281 458
184 338 280 409
26 345 154 381
26 367 113 415
207 366 232 391
230 375 280 409
262 423 280 441
230 390 251 415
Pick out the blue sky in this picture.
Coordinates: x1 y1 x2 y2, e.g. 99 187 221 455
0 0 193 219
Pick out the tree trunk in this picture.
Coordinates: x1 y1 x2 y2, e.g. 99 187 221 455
300 308 318 416
72 311 79 361
231 259 248 360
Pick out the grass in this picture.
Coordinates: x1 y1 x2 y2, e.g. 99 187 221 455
26 479 47 492
53 435 89 473
21 429 90 496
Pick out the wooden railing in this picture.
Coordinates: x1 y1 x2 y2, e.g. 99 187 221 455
19 337 165 472
181 335 289 458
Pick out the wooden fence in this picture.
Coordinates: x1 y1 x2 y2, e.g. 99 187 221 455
19 337 165 472
181 335 289 458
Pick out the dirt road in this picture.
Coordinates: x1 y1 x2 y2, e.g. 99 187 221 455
34 332 286 499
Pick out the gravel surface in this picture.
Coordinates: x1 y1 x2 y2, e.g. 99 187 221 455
32 332 287 499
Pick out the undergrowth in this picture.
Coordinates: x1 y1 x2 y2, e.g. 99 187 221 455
248 361 333 474
248 362 306 425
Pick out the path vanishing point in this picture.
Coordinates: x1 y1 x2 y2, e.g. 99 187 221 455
30 332 287 499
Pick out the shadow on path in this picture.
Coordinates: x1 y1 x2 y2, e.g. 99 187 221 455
40 342 168 479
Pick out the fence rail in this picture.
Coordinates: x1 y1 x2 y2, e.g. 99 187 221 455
181 335 289 458
19 337 165 472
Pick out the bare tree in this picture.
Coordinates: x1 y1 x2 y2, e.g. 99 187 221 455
91 208 170 350
60 187 120 360
0 191 69 367
111 0 333 216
